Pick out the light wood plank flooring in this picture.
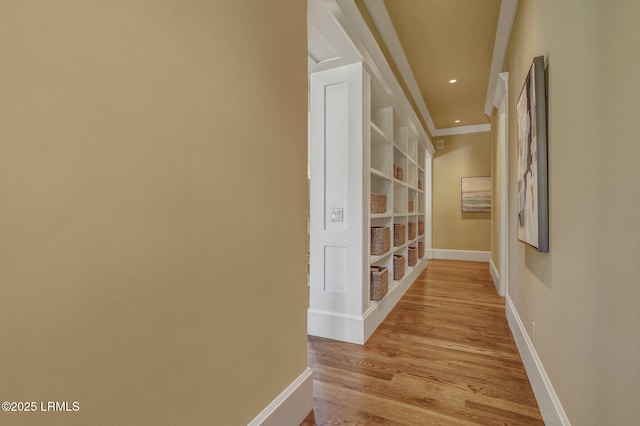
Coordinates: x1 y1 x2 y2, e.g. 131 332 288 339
303 259 543 425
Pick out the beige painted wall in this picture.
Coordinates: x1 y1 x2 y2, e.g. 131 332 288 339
0 2 308 425
505 0 640 423
432 132 491 251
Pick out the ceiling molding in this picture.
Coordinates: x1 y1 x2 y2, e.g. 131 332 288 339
432 124 491 137
308 0 363 73
362 0 437 136
328 0 434 154
484 0 519 116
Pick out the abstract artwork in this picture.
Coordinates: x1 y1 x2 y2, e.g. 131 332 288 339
461 177 491 213
516 56 549 252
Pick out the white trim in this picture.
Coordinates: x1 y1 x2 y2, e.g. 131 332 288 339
431 124 491 137
489 259 500 293
428 249 490 263
362 0 436 136
495 72 509 297
308 261 426 344
328 0 434 154
247 368 314 426
506 296 571 426
484 0 519 116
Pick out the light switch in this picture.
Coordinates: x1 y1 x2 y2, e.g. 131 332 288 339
330 207 343 222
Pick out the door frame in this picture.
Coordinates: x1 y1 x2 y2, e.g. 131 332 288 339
495 72 509 297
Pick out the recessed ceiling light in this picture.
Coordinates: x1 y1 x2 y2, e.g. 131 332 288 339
449 79 457 84
454 120 461 123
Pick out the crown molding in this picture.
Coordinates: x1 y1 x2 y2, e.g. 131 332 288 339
432 124 491 137
328 0 434 154
362 0 517 129
484 0 519 116
362 0 437 136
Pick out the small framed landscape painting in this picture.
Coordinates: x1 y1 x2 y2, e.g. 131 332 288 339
461 177 491 213
516 55 549 252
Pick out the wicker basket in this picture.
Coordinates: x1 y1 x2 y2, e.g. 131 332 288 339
371 226 391 255
418 220 425 236
393 223 406 246
369 193 387 214
408 247 417 266
394 165 404 181
379 194 387 213
418 241 425 259
393 255 405 280
418 179 423 190
370 193 378 213
370 266 389 301
408 222 416 240
408 200 414 212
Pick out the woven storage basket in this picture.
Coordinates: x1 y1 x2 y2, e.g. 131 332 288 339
418 241 425 259
408 222 416 240
370 193 378 213
393 255 405 280
418 179 423 190
393 223 406 246
408 247 417 266
370 266 389 301
418 220 425 235
377 193 387 213
408 200 414 212
370 193 388 214
371 226 391 255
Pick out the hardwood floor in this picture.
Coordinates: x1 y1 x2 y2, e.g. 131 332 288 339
302 259 543 425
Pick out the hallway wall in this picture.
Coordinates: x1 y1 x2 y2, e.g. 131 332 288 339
432 132 492 251
0 2 308 425
504 0 640 423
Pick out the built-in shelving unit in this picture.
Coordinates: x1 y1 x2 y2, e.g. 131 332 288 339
308 61 432 345
367 81 428 309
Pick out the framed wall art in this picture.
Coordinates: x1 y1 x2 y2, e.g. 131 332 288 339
461 176 491 213
516 55 549 252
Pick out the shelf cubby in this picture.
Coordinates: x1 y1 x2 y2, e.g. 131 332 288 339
408 133 417 162
371 173 392 215
393 181 407 214
371 125 392 176
408 163 418 189
393 147 407 183
394 126 408 154
418 145 426 170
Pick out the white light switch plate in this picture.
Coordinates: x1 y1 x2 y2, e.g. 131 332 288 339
330 208 343 222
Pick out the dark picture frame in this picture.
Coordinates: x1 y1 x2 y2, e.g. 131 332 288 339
516 56 549 252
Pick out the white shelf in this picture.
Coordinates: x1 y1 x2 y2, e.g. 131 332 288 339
370 252 391 264
370 213 392 219
370 168 392 180
371 122 392 144
393 243 407 252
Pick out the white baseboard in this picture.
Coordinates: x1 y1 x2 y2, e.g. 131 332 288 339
248 367 314 426
489 258 500 293
506 296 571 426
307 308 366 344
428 249 491 262
308 262 426 344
